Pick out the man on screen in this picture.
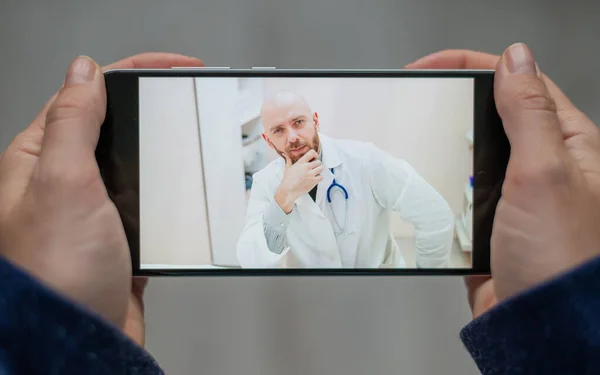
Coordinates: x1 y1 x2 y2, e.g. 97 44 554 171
235 91 455 269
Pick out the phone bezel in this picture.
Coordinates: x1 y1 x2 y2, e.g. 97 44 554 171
97 68 507 277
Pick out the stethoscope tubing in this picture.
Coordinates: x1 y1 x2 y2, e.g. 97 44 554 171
326 168 348 203
326 168 349 235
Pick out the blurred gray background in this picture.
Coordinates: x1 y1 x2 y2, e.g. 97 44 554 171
1 1 598 374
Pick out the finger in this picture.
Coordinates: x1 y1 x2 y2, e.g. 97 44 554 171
494 43 567 166
405 48 597 139
29 92 60 134
102 52 204 71
299 149 318 163
0 92 58 197
21 54 202 149
0 53 205 192
464 276 490 311
283 153 292 167
37 56 107 189
541 76 598 138
132 277 149 302
464 276 495 318
307 160 322 169
313 165 325 176
406 49 499 70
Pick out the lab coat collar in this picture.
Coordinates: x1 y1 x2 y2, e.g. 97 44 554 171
318 133 342 170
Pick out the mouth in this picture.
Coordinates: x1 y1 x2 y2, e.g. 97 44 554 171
290 145 308 153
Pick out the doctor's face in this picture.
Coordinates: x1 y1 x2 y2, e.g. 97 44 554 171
261 94 321 164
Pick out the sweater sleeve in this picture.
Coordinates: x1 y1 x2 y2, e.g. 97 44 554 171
0 255 164 375
460 256 600 375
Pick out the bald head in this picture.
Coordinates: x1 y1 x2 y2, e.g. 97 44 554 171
260 91 312 128
260 91 321 164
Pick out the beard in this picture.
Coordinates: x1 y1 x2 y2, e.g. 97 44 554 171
276 132 321 164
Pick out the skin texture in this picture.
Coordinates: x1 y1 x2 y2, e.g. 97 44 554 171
261 91 321 163
260 92 325 213
407 44 600 318
0 53 205 346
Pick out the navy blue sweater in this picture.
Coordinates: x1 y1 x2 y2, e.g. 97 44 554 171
1 256 599 374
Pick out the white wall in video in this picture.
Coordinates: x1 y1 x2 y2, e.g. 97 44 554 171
139 76 474 269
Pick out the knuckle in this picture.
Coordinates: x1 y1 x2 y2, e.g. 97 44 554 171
35 159 100 193
45 88 104 126
9 128 43 157
47 92 86 123
45 107 84 131
9 129 30 147
557 109 585 131
507 155 570 188
512 81 557 114
591 125 600 141
569 130 600 158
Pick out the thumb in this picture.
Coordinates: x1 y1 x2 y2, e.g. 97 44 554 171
38 56 106 179
283 153 292 168
494 43 566 165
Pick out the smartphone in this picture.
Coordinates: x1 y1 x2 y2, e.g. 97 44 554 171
96 68 509 276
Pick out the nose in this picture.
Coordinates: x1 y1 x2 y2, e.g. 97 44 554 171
287 129 298 143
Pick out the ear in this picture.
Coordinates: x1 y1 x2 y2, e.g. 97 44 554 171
262 132 275 150
313 112 320 129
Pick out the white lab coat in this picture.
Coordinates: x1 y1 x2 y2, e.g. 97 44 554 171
236 133 455 268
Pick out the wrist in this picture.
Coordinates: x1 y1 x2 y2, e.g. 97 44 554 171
275 188 295 214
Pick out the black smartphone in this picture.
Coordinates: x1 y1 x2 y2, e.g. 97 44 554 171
96 68 509 276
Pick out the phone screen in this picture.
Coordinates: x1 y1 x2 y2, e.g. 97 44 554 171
97 70 509 275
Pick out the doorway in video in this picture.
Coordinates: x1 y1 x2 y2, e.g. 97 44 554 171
138 76 474 270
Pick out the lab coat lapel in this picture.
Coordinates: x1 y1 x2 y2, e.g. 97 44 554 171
315 133 342 207
316 168 334 207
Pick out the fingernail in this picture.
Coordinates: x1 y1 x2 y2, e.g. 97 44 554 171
504 43 537 75
65 56 96 86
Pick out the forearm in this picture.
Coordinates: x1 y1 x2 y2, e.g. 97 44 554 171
461 256 600 375
370 151 454 267
414 224 454 268
263 199 292 254
0 255 163 375
397 171 455 268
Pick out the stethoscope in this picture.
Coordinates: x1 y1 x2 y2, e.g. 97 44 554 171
326 168 351 236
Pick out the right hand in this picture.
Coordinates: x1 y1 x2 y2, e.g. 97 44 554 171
408 43 600 318
275 149 325 213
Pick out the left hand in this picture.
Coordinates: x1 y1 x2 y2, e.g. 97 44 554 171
406 50 500 317
0 52 203 344
407 46 600 318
